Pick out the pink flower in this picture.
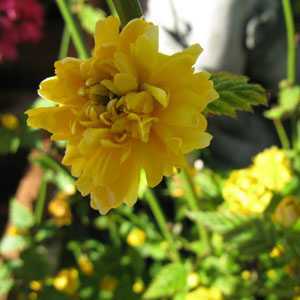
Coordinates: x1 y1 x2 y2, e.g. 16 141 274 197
0 0 44 62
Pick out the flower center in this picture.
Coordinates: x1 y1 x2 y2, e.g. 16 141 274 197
74 76 168 145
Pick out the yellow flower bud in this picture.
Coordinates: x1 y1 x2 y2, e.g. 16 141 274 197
53 268 79 295
187 272 200 289
132 279 144 294
270 245 284 258
1 113 19 130
100 276 118 292
48 192 72 226
30 281 42 292
78 255 94 276
273 196 300 227
127 228 146 247
266 269 277 280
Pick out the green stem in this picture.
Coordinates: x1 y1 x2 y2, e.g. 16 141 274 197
106 0 118 16
282 0 297 83
56 0 89 59
59 26 71 59
35 175 47 225
111 0 143 26
144 189 180 261
180 170 209 249
274 119 290 149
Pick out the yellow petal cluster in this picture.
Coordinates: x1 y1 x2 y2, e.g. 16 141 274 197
252 146 292 192
273 196 300 227
223 168 273 215
48 192 72 226
53 268 79 295
26 16 218 214
186 287 223 300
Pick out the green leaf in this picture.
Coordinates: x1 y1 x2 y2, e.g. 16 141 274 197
143 263 187 299
77 4 106 34
0 262 13 296
265 85 300 120
189 211 249 234
0 128 20 154
10 199 34 229
207 72 268 117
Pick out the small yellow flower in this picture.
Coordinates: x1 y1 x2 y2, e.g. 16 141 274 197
241 270 252 281
186 287 223 300
29 281 42 292
53 268 79 295
132 278 144 294
127 228 146 247
273 196 300 227
100 275 118 292
48 192 72 226
1 113 19 130
270 245 284 258
252 147 292 192
26 16 218 214
187 272 200 289
78 254 94 276
223 168 272 215
266 269 277 280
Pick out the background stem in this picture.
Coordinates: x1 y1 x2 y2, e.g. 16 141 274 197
111 0 143 26
58 26 71 59
144 189 180 261
180 170 209 250
56 0 89 59
282 0 297 83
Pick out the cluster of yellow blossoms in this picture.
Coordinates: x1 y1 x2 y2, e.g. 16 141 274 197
26 16 217 214
223 147 293 215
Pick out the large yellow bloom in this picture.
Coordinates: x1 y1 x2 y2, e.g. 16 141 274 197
26 16 217 213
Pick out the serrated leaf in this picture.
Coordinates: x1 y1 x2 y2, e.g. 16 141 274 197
265 85 300 119
189 211 249 234
10 199 34 229
143 263 187 299
207 72 268 117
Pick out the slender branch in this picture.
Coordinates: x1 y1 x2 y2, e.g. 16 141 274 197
144 189 180 261
282 0 297 83
56 0 89 59
274 119 290 149
106 0 118 16
180 170 209 250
